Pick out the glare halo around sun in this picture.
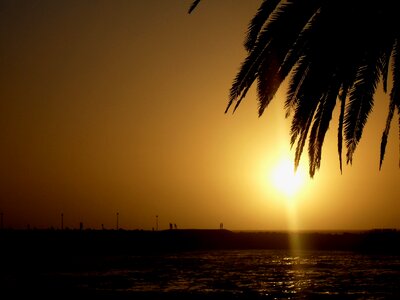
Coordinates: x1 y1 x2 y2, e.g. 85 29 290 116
270 157 306 199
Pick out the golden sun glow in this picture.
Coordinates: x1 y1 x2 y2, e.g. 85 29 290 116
270 157 306 199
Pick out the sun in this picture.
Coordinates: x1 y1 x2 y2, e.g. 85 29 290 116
270 157 306 198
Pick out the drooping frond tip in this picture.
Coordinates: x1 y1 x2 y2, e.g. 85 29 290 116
379 99 395 170
188 0 201 14
337 88 348 174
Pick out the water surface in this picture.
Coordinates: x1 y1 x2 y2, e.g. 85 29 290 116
21 250 400 299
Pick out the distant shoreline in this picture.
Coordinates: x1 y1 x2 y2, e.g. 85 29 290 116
1 228 400 255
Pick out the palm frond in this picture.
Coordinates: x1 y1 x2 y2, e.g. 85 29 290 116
289 79 321 150
188 0 201 14
308 82 340 177
285 56 310 119
287 24 337 150
391 38 400 112
289 63 327 169
227 40 270 113
381 38 400 168
379 40 400 169
287 39 341 176
228 0 324 116
345 51 382 164
258 1 326 116
380 46 392 93
380 99 395 170
244 0 281 51
294 114 313 172
219 0 400 175
337 86 348 173
256 53 284 116
279 5 323 81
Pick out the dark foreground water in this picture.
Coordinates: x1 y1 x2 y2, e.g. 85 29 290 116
3 249 400 299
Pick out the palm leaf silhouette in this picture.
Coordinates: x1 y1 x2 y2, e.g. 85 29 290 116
190 0 400 177
188 0 201 14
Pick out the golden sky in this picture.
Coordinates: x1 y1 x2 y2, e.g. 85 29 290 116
1 0 399 230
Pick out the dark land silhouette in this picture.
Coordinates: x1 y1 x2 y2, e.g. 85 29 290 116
1 228 399 256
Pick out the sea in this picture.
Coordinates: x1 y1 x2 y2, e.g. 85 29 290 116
5 249 399 299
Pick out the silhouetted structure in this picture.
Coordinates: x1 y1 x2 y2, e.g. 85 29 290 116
79 222 83 231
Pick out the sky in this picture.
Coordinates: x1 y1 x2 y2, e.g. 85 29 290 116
1 0 399 231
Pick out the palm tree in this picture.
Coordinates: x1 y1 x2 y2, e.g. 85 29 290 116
189 0 399 177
